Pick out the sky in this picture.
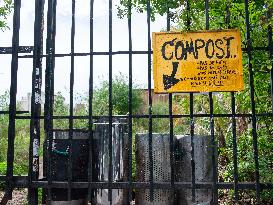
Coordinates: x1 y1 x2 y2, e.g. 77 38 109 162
0 0 167 101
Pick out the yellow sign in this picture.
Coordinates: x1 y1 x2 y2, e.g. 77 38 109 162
153 29 244 93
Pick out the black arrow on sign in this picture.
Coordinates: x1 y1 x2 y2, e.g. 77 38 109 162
163 61 180 90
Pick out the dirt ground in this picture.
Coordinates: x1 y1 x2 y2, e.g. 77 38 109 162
0 189 271 205
0 189 27 205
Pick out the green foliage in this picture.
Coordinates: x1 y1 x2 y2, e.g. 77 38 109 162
222 126 273 203
53 91 69 129
118 0 273 26
0 162 27 176
54 92 69 116
0 92 30 170
134 101 170 133
151 101 169 133
0 162 27 190
0 93 36 194
0 0 12 30
0 91 10 162
92 74 143 116
0 90 9 110
117 0 179 20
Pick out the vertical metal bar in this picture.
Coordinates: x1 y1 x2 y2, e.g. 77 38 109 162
166 8 170 31
244 0 261 203
166 6 175 196
127 0 133 202
205 0 218 204
231 92 239 201
268 6 273 113
189 93 196 202
88 0 94 201
68 0 76 201
45 0 57 203
185 0 196 202
226 1 239 202
225 0 231 27
205 0 209 30
146 0 154 201
43 0 52 202
44 0 52 145
5 0 21 200
208 92 218 204
186 0 191 30
166 5 175 201
28 0 45 204
108 0 113 203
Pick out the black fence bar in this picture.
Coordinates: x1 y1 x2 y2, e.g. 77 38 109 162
28 0 45 204
205 0 209 30
205 0 218 204
127 0 133 202
189 93 196 202
209 91 218 205
268 7 273 113
87 0 94 201
43 0 51 201
225 1 240 202
0 46 33 54
228 2 239 203
244 0 261 203
16 46 270 58
28 181 273 190
231 92 239 202
166 6 175 195
13 112 273 120
0 111 28 114
108 0 113 203
146 0 154 201
0 175 272 190
44 0 57 203
225 1 231 26
67 0 76 201
4 0 21 203
186 0 196 202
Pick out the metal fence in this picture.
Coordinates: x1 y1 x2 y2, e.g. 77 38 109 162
0 0 273 204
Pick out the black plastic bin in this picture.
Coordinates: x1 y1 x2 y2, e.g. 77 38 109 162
43 131 89 203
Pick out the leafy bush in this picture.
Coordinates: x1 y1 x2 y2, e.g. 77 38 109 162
0 162 28 190
0 92 30 170
92 74 143 116
0 0 13 30
0 162 27 176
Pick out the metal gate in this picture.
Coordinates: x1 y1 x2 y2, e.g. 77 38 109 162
0 0 273 204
